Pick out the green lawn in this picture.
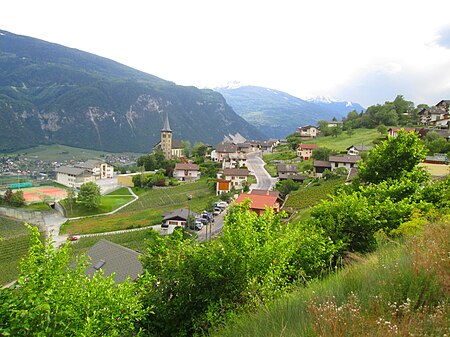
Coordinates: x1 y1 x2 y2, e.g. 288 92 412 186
303 128 381 151
62 195 135 218
105 187 132 196
0 217 43 286
61 179 215 235
263 150 299 177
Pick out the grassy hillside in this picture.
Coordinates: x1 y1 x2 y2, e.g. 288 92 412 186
213 220 449 337
304 128 381 151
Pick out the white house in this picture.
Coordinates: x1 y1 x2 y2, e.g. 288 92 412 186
297 143 319 160
173 163 200 182
220 168 250 190
55 166 94 188
296 125 318 138
76 160 114 179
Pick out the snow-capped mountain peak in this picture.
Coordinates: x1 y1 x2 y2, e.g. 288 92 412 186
307 96 339 104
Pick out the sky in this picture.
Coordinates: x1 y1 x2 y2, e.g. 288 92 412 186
1 0 450 108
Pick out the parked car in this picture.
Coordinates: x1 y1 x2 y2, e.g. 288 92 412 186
195 217 208 225
217 201 228 209
194 222 204 231
67 236 79 241
213 209 220 216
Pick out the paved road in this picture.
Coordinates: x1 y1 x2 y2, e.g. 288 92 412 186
246 151 278 191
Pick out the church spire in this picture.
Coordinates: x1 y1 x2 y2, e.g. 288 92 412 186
162 113 172 132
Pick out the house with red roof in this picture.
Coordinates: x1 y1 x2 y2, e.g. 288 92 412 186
388 127 415 137
297 143 319 160
235 192 281 216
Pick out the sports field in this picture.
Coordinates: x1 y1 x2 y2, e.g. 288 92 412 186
15 186 67 203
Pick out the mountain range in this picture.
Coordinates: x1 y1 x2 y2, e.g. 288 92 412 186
215 85 364 138
0 29 264 153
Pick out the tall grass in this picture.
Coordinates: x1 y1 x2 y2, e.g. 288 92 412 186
213 220 449 336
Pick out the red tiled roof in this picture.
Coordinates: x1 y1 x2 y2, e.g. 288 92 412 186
235 193 278 210
297 143 319 149
174 163 199 171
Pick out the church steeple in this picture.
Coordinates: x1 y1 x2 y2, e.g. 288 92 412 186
162 113 172 132
160 113 172 160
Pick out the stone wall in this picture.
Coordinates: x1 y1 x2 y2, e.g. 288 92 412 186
0 206 47 229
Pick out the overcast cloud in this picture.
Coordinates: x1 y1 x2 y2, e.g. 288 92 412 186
1 0 449 108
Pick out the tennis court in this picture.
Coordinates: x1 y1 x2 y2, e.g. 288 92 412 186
18 186 68 203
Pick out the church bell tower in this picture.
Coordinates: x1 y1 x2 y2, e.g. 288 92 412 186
161 113 172 160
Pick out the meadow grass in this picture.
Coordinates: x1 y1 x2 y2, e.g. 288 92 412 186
105 187 132 196
212 220 449 337
303 128 381 151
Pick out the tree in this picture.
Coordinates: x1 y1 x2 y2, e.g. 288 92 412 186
346 126 354 138
181 140 191 158
65 187 76 214
276 179 300 197
318 120 331 136
10 190 25 207
191 143 208 158
77 182 101 209
312 147 334 161
2 189 13 204
137 154 156 171
0 225 147 336
377 124 388 135
358 130 427 184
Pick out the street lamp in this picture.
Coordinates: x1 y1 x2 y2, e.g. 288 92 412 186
187 194 192 229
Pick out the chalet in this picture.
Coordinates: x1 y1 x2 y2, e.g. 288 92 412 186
277 164 298 176
296 125 318 139
326 121 343 128
259 140 278 154
388 127 415 137
221 168 250 190
173 163 200 181
162 208 198 227
235 192 281 216
85 240 143 283
418 100 450 127
278 173 308 182
313 160 332 177
329 155 361 171
221 152 247 169
346 145 373 156
216 142 238 161
297 143 319 160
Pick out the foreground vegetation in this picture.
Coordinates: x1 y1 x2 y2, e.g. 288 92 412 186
214 219 449 337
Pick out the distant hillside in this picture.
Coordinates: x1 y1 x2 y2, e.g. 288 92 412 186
216 85 364 138
0 30 264 152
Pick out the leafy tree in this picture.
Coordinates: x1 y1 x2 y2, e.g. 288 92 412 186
181 140 191 158
358 130 427 184
77 182 101 209
3 189 13 204
276 179 300 197
137 154 156 171
318 120 331 136
65 187 76 214
312 147 334 161
10 190 25 207
191 143 209 158
140 203 337 336
286 133 303 150
0 225 147 336
423 131 450 155
330 125 343 137
377 123 388 135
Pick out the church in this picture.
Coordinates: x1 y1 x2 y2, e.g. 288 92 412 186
153 113 184 160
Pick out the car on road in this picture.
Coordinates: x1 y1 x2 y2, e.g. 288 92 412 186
194 222 204 230
67 236 79 241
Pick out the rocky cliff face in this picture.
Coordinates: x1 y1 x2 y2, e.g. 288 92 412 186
0 30 264 152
